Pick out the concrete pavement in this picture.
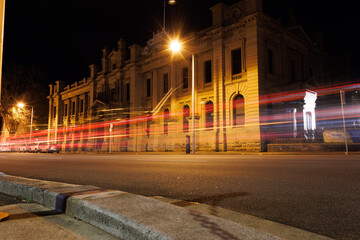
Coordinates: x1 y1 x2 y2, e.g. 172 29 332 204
0 174 332 240
0 202 120 240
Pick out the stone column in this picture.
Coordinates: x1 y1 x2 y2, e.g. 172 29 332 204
213 37 226 151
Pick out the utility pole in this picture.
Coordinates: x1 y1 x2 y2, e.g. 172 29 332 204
0 0 5 105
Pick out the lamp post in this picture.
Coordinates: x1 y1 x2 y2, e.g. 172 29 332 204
170 39 196 154
163 0 176 31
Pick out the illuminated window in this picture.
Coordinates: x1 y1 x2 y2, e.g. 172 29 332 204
205 101 214 129
233 94 245 126
64 104 68 117
164 108 169 134
182 67 188 89
231 49 242 75
183 105 190 132
72 102 76 115
80 99 84 113
164 73 169 93
204 60 212 84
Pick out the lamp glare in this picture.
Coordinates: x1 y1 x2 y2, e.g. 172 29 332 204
17 102 25 108
170 40 181 53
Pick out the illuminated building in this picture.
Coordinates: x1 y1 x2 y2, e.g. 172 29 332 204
47 0 351 152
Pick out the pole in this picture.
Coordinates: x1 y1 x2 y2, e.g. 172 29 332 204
0 0 5 105
163 0 166 31
192 53 195 154
29 106 33 143
109 123 113 153
340 90 348 155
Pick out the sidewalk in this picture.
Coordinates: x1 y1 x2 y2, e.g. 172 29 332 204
0 174 333 240
0 202 119 240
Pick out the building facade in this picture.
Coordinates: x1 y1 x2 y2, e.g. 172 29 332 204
48 0 350 152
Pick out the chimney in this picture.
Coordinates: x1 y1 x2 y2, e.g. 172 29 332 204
101 47 109 74
117 37 126 67
210 3 225 27
129 44 142 61
89 64 99 79
245 0 263 15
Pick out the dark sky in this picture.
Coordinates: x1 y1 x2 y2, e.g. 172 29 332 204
3 0 359 85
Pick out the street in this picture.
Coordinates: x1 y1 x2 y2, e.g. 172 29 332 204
0 153 359 239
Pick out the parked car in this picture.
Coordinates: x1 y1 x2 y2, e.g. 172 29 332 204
39 142 60 153
0 144 11 152
29 143 40 153
19 144 31 152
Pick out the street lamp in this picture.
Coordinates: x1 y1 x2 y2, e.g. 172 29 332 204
163 0 176 31
169 38 196 154
17 102 33 143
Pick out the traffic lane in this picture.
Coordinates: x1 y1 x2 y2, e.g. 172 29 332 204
0 153 359 239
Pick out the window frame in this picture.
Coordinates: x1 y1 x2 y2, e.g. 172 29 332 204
183 105 190 132
231 48 242 76
205 101 214 129
232 94 245 126
182 67 189 89
204 60 212 84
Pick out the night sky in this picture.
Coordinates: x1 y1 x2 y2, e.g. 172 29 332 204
3 0 359 85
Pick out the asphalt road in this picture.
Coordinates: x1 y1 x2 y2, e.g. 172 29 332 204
0 153 359 239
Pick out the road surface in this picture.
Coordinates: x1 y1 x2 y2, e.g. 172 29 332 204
0 153 359 239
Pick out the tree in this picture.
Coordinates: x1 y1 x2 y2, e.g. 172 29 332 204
0 63 49 136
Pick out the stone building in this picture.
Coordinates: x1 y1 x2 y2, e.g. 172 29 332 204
47 0 349 152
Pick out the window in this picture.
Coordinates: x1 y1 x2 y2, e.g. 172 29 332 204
80 99 84 113
233 95 245 126
146 79 151 97
231 49 242 75
163 73 169 93
182 67 188 89
204 60 212 84
85 94 89 113
53 106 56 118
164 108 169 134
267 49 274 74
112 63 116 70
64 104 68 117
72 102 76 115
290 60 295 81
205 101 214 129
183 105 190 132
126 83 130 101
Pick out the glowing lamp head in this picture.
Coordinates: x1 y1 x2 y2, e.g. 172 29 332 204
168 0 176 5
17 102 25 108
170 39 181 53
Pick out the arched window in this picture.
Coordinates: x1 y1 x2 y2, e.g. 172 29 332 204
205 101 214 129
233 94 245 126
164 108 169 134
183 105 190 132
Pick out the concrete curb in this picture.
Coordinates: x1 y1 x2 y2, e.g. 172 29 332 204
0 174 331 240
